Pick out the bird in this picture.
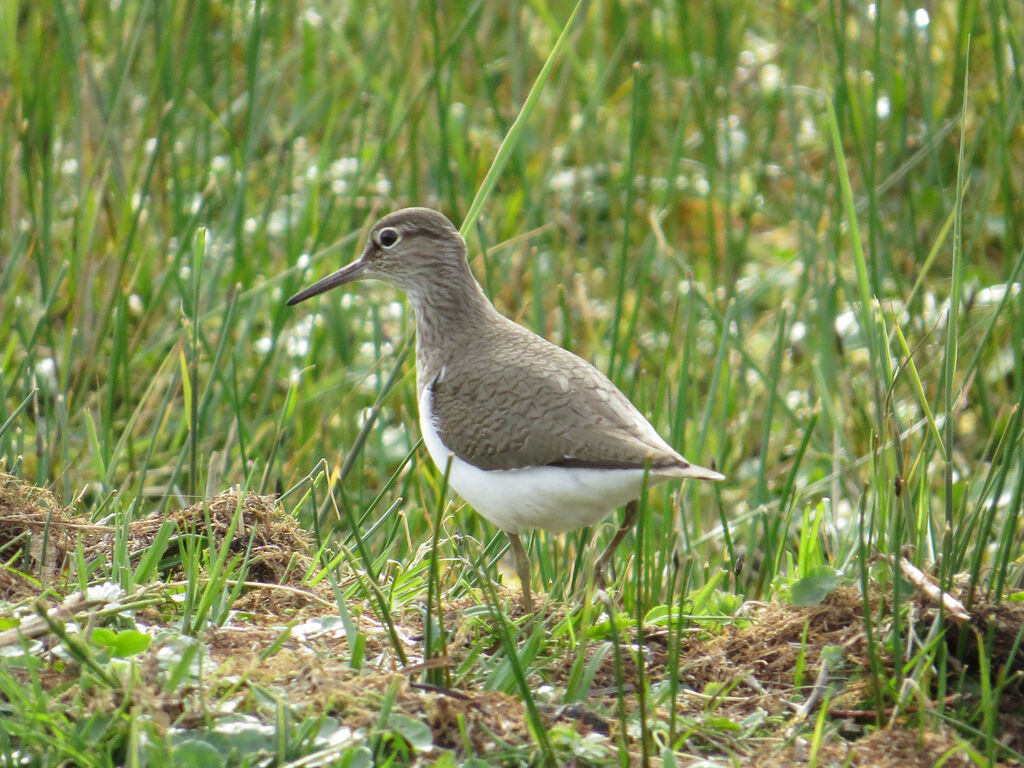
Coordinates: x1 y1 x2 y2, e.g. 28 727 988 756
287 207 724 611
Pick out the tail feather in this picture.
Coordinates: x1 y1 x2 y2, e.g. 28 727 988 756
663 461 725 482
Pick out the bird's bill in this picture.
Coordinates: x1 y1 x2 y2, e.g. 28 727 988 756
286 258 368 305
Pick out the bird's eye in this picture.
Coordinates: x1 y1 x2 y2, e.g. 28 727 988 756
378 227 400 248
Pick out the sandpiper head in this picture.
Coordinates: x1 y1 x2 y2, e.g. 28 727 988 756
286 207 466 305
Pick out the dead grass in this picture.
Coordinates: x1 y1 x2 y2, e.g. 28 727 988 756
1 479 316 601
127 491 316 584
0 471 80 593
675 587 877 714
774 726 979 767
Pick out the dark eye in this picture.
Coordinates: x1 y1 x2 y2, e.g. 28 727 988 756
378 227 400 248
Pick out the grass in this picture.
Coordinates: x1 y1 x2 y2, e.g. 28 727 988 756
2 0 1023 765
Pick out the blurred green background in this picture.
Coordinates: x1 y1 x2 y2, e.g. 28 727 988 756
2 0 1022 601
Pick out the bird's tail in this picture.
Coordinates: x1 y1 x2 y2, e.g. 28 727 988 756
671 461 725 481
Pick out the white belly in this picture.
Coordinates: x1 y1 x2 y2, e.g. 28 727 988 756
418 387 665 535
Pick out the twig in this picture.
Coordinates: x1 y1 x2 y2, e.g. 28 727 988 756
829 694 961 720
898 558 970 622
791 656 832 721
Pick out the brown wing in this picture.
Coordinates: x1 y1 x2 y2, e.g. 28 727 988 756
428 321 685 472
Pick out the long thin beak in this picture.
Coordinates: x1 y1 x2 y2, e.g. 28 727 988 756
286 259 368 305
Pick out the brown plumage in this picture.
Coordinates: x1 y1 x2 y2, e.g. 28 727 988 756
287 207 724 611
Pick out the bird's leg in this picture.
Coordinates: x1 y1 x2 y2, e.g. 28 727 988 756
508 533 534 613
594 499 639 589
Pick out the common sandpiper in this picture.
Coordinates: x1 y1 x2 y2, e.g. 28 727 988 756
287 207 724 611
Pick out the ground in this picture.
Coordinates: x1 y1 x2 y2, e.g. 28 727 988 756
2 480 1020 766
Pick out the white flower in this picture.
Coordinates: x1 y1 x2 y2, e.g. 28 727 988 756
85 582 125 602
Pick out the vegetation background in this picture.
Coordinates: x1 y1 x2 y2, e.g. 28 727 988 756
1 0 1022 765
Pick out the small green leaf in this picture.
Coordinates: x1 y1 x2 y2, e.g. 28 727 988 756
820 645 846 666
108 630 152 657
89 628 151 657
172 739 225 768
706 716 741 732
90 627 117 647
791 566 843 606
204 717 275 756
643 604 673 625
386 713 433 750
341 747 373 768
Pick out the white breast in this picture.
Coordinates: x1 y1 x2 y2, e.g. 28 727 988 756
418 386 667 535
